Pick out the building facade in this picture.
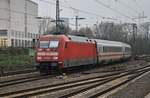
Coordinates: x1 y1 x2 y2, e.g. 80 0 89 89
0 0 38 47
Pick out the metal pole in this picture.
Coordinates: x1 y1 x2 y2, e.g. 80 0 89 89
75 16 78 33
56 0 60 34
132 23 137 56
8 0 11 47
25 0 27 47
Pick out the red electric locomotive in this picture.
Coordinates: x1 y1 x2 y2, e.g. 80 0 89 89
36 35 97 74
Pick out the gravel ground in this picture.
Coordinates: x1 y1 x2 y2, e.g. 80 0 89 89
100 70 150 98
0 71 118 95
145 92 150 98
82 60 147 74
0 72 39 83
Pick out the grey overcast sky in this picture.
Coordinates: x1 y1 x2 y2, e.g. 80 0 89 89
32 0 150 29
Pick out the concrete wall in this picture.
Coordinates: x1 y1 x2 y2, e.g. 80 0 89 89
0 0 9 30
10 0 25 32
0 0 38 47
26 0 38 34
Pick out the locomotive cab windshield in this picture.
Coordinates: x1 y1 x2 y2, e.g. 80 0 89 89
39 40 59 49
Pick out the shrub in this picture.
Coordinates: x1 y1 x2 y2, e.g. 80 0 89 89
0 48 36 71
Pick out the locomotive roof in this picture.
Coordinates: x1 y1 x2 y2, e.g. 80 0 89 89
68 35 89 43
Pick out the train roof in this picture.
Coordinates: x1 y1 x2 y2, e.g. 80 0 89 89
68 35 131 48
93 39 131 48
39 34 131 48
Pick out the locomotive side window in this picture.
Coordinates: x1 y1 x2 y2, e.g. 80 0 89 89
39 41 49 48
49 41 59 48
65 42 68 48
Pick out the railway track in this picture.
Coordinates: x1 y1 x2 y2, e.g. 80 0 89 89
0 68 37 77
60 73 141 98
0 57 149 98
0 60 148 89
0 74 123 97
0 56 147 84
0 74 55 88
0 63 150 98
32 66 150 98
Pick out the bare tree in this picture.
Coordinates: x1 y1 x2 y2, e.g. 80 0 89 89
38 17 55 35
77 27 94 38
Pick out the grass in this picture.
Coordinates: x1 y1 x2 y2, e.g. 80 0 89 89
0 48 36 72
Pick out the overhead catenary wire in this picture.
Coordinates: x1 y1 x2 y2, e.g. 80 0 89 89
39 0 146 33
0 0 146 35
114 0 140 15
93 0 136 22
39 0 118 21
50 0 148 36
131 0 144 13
114 0 148 22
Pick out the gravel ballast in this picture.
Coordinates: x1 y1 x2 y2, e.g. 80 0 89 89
100 70 150 98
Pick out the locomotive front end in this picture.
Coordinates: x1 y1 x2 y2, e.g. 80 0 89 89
36 37 62 74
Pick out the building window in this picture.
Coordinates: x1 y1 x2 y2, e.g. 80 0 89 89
21 32 24 38
30 33 32 38
19 32 21 38
11 30 14 37
15 32 17 38
0 38 8 47
0 30 7 36
11 39 14 47
22 33 25 38
22 40 24 47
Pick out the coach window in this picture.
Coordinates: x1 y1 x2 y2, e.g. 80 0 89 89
112 47 122 52
103 46 110 52
0 30 7 36
125 47 131 52
99 48 101 52
103 46 121 52
113 47 121 52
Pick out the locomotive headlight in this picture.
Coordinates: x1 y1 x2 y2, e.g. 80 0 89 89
37 57 42 60
52 57 58 60
46 49 50 51
38 48 43 51
50 52 58 56
37 52 45 56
